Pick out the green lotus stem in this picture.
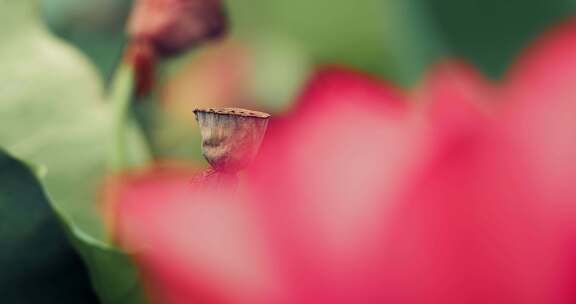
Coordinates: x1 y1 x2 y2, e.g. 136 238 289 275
107 64 152 170
108 64 132 170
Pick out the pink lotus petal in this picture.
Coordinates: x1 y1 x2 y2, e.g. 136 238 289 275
109 19 576 304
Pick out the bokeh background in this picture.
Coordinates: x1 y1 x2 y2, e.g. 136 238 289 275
42 0 576 81
3 0 576 303
41 0 576 79
39 0 576 160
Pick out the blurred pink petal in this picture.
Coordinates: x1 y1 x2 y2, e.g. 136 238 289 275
502 18 576 214
109 19 576 304
277 65 407 120
417 60 493 135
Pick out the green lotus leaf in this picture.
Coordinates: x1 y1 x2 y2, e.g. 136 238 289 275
0 0 147 303
0 150 99 303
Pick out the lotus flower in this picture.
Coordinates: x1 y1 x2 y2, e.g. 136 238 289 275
108 19 576 304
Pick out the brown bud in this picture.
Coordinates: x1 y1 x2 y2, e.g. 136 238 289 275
193 107 270 173
127 0 228 56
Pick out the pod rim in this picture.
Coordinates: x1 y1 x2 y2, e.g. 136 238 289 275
193 107 270 119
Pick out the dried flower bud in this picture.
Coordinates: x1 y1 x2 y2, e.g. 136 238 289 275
127 0 228 56
194 108 270 173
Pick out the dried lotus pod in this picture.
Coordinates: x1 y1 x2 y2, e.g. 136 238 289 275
193 107 270 174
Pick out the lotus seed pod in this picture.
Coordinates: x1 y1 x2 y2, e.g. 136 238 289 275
193 108 270 173
127 0 228 56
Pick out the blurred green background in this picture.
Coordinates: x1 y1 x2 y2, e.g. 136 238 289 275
41 0 576 83
41 0 132 81
2 1 576 303
38 0 576 161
